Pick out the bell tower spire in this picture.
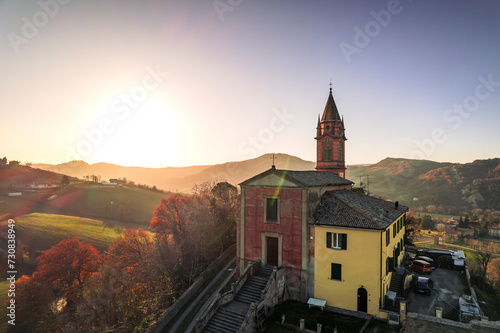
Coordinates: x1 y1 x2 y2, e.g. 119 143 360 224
315 84 346 178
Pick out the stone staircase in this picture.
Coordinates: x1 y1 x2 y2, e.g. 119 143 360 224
389 267 405 298
203 265 274 333
202 307 247 333
234 265 274 304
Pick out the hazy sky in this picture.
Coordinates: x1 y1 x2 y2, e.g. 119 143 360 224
1 0 499 168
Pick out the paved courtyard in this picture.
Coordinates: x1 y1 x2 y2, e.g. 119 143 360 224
407 268 468 320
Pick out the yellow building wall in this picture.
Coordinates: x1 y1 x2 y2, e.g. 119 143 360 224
314 226 382 315
380 213 406 309
314 213 406 316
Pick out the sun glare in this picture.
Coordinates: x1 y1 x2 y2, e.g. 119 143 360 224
86 97 181 168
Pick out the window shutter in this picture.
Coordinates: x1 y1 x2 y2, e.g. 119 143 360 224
341 233 347 250
331 263 342 280
326 232 331 248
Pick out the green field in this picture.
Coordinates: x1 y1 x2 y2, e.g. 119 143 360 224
2 212 140 253
36 183 168 225
0 280 9 332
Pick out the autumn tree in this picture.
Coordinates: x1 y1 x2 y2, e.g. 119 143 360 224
72 229 174 332
12 275 58 332
36 238 103 302
150 194 202 286
14 238 103 332
489 258 500 289
197 181 239 254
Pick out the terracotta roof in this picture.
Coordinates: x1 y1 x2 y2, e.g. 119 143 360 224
313 190 409 230
321 88 341 122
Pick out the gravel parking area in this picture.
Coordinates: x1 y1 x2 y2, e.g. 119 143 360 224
407 268 468 320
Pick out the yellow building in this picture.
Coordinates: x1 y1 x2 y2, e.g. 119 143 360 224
312 190 408 317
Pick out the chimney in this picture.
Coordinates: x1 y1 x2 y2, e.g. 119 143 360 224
395 201 399 210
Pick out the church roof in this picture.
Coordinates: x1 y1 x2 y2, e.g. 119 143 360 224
321 88 341 122
313 190 409 230
240 167 353 188
280 170 353 187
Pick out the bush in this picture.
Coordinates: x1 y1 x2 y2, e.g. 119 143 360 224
437 255 453 269
470 274 495 294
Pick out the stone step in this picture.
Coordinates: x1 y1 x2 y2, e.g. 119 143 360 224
204 313 243 332
219 308 246 320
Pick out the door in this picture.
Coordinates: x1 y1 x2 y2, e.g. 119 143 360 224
357 288 368 312
266 237 279 266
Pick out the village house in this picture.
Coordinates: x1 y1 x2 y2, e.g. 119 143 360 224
489 227 500 238
236 87 408 318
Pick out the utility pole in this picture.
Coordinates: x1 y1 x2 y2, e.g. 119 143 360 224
367 175 370 196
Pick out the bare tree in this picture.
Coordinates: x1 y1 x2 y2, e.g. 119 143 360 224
474 250 492 278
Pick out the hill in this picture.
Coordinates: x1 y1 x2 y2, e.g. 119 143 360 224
38 183 169 224
1 212 128 252
0 164 173 224
28 155 500 212
33 153 315 193
0 164 69 188
348 157 500 212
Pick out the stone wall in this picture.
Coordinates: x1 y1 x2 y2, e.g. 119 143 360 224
402 313 500 333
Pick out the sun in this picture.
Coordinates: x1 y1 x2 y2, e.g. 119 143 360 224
87 96 182 168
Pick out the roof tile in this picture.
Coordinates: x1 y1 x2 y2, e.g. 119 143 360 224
313 190 409 230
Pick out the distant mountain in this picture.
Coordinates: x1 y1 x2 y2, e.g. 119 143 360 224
32 155 500 211
348 157 500 211
33 154 315 193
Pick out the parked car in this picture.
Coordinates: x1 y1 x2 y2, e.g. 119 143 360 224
415 256 437 270
414 276 434 295
412 259 432 275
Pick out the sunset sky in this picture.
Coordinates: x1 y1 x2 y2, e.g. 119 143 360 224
1 0 499 168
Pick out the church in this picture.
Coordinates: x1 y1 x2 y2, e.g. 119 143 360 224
236 87 408 317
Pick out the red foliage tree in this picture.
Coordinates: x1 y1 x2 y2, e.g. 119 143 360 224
108 228 154 275
150 194 192 244
36 237 103 299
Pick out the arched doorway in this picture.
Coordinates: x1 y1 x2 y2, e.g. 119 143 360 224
357 287 367 312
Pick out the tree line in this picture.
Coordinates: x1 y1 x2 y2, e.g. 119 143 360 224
10 181 239 332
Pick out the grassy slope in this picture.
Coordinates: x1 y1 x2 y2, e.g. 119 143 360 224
36 183 168 225
0 280 9 332
3 212 136 253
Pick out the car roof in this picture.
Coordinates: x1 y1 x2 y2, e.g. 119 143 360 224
416 256 434 261
414 259 430 264
417 276 431 282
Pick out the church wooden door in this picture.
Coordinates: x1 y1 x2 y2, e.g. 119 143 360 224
266 237 278 266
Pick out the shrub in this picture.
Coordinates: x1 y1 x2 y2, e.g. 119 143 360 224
437 255 453 269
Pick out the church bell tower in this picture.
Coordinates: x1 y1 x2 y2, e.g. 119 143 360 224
315 86 346 178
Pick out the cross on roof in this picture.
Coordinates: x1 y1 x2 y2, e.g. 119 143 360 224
270 153 278 168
